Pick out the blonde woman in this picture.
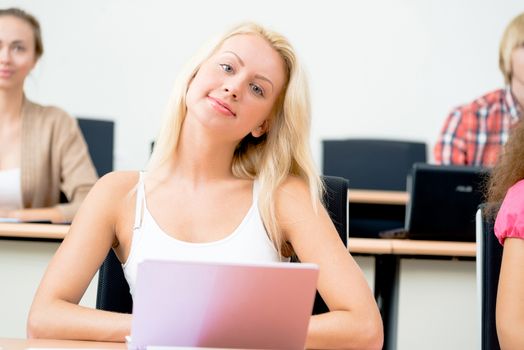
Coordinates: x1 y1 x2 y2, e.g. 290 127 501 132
0 8 97 222
28 22 383 349
434 12 524 166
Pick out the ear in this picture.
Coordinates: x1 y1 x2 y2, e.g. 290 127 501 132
251 120 268 138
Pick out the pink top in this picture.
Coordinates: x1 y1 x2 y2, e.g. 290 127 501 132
495 179 524 245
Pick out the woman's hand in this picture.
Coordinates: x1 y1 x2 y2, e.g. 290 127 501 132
0 209 18 220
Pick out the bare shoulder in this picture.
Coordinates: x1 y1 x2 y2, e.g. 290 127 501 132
80 171 140 213
95 171 140 192
275 176 320 220
277 175 311 200
68 171 140 236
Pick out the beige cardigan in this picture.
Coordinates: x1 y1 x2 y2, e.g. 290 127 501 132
21 98 98 221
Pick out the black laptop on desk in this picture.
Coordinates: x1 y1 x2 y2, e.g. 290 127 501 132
381 163 489 242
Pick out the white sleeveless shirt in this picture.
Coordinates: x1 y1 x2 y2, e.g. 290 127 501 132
0 168 23 211
123 173 287 296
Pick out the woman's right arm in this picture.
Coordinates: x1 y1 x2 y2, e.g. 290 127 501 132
497 238 524 350
27 172 137 341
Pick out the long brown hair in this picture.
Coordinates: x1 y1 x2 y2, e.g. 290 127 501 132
487 119 524 209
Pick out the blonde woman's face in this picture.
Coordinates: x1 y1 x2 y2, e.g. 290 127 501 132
0 16 36 91
186 34 286 142
511 43 524 86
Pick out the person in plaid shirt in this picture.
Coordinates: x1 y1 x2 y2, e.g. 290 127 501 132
434 13 524 167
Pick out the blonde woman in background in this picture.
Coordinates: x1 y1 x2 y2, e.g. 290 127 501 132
0 8 97 222
434 13 524 166
28 22 383 349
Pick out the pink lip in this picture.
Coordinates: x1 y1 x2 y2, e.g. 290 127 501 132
0 69 13 78
207 96 236 117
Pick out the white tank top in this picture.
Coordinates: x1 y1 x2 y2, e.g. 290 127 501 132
123 172 286 296
0 168 23 211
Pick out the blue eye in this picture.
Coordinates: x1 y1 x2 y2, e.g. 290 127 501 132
220 64 233 73
250 83 264 97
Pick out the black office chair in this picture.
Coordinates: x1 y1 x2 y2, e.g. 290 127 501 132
96 175 349 315
476 203 503 350
77 118 115 177
60 118 114 205
311 175 348 314
321 175 348 247
323 139 426 191
322 138 427 238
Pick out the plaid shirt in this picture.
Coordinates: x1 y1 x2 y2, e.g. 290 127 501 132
434 87 522 166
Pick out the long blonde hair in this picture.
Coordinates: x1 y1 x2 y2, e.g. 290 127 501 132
148 22 322 256
499 12 524 84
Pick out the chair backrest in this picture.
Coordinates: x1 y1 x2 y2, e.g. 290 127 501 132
311 175 348 314
77 118 115 177
322 139 427 191
96 248 133 313
476 203 503 350
96 175 349 315
320 175 348 246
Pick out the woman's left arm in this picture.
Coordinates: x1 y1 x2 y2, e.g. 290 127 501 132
497 238 524 349
276 177 383 350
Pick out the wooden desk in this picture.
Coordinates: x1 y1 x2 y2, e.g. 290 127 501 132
0 225 97 340
0 223 68 240
348 237 393 254
348 237 476 257
0 338 238 349
0 338 125 349
0 223 476 258
390 239 476 257
350 237 476 350
348 189 409 205
1 224 476 350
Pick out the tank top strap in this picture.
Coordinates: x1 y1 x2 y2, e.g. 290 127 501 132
133 171 146 230
252 178 261 203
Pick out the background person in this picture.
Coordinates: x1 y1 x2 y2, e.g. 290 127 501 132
0 8 97 223
434 12 524 166
487 116 524 348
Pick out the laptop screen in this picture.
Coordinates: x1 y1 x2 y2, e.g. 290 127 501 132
406 163 489 242
129 259 319 350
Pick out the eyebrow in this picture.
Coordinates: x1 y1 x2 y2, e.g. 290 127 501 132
223 51 274 92
0 39 26 45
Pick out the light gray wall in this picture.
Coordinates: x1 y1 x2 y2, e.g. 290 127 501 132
3 0 524 170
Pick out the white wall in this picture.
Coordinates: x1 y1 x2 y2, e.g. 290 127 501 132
2 0 524 170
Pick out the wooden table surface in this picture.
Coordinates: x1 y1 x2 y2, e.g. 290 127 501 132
348 189 409 205
348 237 476 257
0 337 250 349
0 222 69 240
0 337 125 349
0 223 476 257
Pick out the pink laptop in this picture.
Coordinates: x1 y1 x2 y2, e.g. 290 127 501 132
128 259 319 350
